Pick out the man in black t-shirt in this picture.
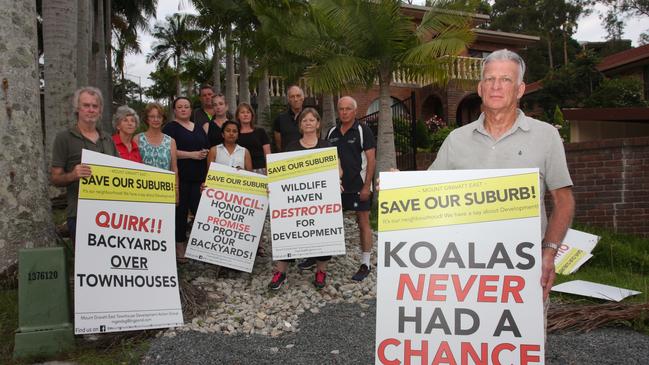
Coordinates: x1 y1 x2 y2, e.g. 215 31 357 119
191 84 215 127
273 85 304 151
327 96 376 281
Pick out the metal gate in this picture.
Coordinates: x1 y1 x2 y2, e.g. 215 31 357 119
359 92 417 170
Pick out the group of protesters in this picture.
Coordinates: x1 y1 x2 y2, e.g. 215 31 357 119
50 83 377 292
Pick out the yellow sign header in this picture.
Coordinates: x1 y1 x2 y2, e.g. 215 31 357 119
267 149 338 182
79 165 175 204
379 173 540 232
205 170 267 196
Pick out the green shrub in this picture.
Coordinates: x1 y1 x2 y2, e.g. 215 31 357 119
584 78 648 108
430 126 454 151
415 120 431 149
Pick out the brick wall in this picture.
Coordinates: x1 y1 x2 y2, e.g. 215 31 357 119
414 137 649 237
565 136 649 237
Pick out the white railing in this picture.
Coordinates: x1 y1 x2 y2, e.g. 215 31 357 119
392 56 482 86
234 75 316 98
234 56 482 96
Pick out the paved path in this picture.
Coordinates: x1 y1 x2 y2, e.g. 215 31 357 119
143 299 649 364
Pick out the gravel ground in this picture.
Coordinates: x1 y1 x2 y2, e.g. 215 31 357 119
143 299 649 365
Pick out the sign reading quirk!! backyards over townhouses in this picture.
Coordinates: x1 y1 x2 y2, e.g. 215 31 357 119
74 150 183 334
376 169 545 365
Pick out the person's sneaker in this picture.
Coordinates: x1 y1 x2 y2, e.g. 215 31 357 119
351 264 370 281
268 271 287 290
314 270 327 289
297 257 317 270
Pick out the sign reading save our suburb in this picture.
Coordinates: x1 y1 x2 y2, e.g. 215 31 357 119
376 169 545 365
267 147 345 260
185 163 268 272
75 149 183 334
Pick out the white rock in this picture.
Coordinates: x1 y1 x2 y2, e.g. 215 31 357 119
254 319 265 329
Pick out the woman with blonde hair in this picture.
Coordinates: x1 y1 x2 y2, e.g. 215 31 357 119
268 107 336 290
138 103 178 173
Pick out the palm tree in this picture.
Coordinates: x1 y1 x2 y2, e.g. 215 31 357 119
0 0 57 272
43 0 78 164
256 0 474 172
192 0 228 92
112 0 158 81
147 13 202 97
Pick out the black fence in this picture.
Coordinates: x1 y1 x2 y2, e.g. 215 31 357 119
359 92 417 170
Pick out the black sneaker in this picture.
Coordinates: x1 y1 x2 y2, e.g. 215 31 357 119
268 271 287 290
297 257 317 270
314 270 327 289
351 264 370 281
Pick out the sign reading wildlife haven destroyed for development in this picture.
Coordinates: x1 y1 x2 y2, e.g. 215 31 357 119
185 163 268 272
267 147 345 260
376 169 545 365
75 149 183 335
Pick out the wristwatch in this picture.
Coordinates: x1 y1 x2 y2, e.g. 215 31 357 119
541 242 560 251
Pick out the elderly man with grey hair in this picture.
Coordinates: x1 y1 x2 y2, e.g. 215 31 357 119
429 49 575 301
112 105 142 162
50 86 119 241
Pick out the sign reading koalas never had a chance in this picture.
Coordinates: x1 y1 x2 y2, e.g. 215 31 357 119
376 169 545 365
185 163 268 272
75 149 183 335
267 147 345 260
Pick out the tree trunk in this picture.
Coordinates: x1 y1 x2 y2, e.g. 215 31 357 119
88 0 96 85
546 36 554 70
256 69 271 131
175 54 182 97
104 0 112 123
238 54 250 104
43 0 78 166
212 34 221 92
77 0 90 87
563 31 568 66
377 70 396 173
321 93 336 139
0 0 58 274
92 0 111 132
225 26 236 108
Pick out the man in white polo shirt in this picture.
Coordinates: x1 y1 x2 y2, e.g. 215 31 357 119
430 49 575 300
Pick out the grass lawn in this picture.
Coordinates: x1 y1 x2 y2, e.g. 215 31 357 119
553 224 649 304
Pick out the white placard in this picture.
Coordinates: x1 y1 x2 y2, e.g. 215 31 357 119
552 280 641 301
74 149 183 334
555 228 600 275
267 147 345 260
185 163 268 272
376 169 545 365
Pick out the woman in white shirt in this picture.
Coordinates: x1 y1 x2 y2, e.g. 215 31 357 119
207 120 252 171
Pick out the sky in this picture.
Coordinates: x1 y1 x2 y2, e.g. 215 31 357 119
123 0 648 89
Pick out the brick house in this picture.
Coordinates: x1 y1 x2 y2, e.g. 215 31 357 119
348 3 539 124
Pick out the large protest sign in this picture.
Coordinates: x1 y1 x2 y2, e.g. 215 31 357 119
74 149 183 334
267 147 345 260
376 169 544 365
185 163 268 272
